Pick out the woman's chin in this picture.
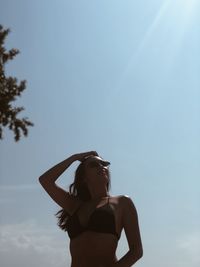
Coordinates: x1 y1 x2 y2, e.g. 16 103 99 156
97 173 108 178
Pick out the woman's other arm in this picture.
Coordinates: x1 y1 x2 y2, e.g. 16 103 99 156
113 196 143 267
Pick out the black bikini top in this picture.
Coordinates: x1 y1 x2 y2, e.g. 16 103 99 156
66 197 120 240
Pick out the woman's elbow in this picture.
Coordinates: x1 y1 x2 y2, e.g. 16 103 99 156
132 246 143 260
137 247 143 259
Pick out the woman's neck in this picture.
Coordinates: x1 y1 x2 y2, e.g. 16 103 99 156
88 184 109 200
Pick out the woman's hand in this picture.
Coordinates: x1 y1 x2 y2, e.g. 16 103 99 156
73 151 99 162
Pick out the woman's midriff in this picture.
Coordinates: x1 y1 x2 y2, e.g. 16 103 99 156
69 232 118 267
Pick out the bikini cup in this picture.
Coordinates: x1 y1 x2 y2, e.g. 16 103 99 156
66 197 120 240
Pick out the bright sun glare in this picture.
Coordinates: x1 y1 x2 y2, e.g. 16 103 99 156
183 0 197 8
179 0 198 17
114 0 199 89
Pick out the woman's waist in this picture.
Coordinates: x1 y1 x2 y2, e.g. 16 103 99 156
71 254 118 267
69 231 118 256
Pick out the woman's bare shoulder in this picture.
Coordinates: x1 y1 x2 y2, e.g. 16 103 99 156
110 194 134 207
110 194 133 201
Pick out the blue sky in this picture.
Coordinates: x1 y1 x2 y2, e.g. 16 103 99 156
0 0 200 266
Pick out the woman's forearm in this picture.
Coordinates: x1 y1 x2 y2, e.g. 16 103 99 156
38 155 76 184
113 248 143 267
38 151 98 185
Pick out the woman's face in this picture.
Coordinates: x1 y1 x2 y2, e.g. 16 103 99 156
83 156 110 186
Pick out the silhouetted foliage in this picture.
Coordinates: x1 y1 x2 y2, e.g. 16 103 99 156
0 25 33 141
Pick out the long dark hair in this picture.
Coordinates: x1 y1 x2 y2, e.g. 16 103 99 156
55 158 111 231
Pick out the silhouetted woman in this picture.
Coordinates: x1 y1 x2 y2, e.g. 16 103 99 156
39 151 143 267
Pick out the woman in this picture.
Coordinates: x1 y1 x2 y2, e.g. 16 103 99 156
39 151 143 267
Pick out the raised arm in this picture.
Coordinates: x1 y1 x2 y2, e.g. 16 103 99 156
39 155 75 185
38 151 98 214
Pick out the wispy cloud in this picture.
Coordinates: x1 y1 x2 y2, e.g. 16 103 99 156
0 220 70 267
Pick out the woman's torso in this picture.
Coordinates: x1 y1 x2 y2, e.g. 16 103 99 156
67 196 123 267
